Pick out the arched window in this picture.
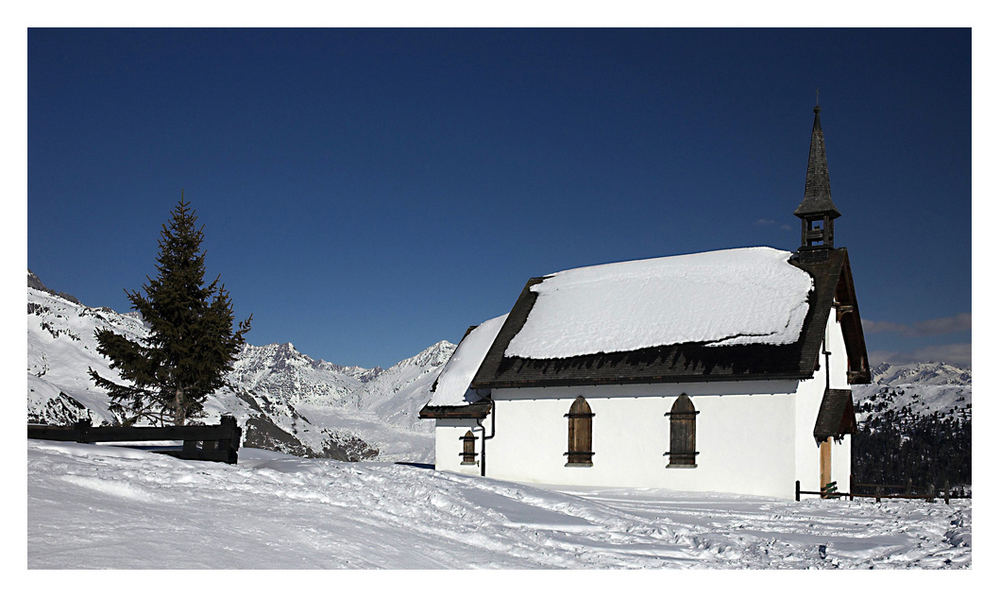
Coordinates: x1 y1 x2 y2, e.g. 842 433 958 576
666 394 698 467
460 430 477 465
565 396 594 466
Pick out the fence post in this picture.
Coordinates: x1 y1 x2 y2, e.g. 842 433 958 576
182 439 201 459
876 485 881 503
220 415 240 465
795 480 800 502
944 480 950 505
73 419 92 443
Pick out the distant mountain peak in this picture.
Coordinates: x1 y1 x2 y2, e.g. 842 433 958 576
27 269 81 305
390 340 456 371
868 361 971 386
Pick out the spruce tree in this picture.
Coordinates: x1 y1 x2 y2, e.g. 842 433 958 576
90 198 252 425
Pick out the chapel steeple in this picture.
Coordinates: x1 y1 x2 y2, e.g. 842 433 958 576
795 104 841 251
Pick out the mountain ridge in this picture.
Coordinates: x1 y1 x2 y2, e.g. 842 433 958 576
27 271 454 462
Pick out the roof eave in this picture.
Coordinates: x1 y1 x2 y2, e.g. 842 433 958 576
794 205 841 219
472 369 811 390
418 401 492 420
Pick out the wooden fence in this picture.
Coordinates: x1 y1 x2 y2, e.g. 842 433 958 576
795 479 968 504
28 415 242 464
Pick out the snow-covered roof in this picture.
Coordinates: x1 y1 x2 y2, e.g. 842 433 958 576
427 314 508 407
504 247 813 360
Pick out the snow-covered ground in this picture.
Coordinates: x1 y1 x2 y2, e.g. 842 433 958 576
28 440 970 569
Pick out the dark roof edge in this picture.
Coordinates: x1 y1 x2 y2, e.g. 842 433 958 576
469 276 545 388
787 248 845 378
418 401 492 420
789 248 871 384
472 370 809 389
835 251 872 384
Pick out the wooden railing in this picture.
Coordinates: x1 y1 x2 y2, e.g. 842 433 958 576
795 479 968 504
28 415 242 464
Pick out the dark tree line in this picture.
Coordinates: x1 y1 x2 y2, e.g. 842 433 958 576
852 407 970 490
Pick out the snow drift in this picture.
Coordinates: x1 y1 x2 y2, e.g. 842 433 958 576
28 440 970 569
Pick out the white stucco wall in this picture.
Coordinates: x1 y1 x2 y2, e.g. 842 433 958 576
793 308 853 497
481 380 801 498
433 418 482 475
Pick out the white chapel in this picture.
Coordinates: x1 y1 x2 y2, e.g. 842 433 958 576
420 105 871 500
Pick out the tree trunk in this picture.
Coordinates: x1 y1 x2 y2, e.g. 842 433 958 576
174 387 186 426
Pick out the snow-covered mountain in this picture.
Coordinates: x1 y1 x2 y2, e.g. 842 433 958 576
868 362 971 386
853 361 971 423
27 271 454 462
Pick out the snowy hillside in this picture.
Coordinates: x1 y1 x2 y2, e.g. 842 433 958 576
869 362 971 386
28 440 970 568
853 362 971 423
27 271 455 462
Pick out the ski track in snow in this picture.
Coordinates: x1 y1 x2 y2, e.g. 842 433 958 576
28 441 970 569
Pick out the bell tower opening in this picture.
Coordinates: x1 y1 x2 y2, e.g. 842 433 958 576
801 214 835 248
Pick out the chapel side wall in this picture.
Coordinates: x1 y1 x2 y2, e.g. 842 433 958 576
488 380 799 499
433 419 481 475
793 350 823 492
793 308 852 496
827 308 853 489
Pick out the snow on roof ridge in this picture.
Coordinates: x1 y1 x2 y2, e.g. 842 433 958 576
427 314 508 407
542 246 785 278
506 246 813 359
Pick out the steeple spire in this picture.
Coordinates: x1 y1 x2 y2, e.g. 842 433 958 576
795 104 841 251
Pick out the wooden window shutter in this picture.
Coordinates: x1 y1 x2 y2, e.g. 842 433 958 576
666 394 698 467
460 430 476 464
565 396 594 465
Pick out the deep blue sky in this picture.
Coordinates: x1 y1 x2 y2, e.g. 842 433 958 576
28 28 971 368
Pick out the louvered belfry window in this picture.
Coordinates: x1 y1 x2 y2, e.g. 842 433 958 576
460 430 477 464
565 396 594 465
667 394 698 467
